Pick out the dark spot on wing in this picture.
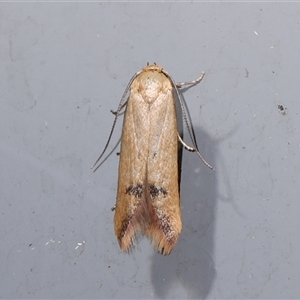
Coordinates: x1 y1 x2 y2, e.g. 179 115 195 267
119 216 131 239
126 184 143 198
155 211 176 254
149 185 168 199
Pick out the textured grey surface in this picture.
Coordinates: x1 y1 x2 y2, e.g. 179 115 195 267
1 3 299 299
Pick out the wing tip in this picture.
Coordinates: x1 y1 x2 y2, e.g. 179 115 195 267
146 226 181 255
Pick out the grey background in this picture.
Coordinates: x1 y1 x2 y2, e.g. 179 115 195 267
1 2 299 299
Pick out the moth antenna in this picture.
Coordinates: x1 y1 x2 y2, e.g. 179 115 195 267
163 70 213 169
91 72 140 170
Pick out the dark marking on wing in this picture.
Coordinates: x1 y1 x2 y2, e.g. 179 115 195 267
126 184 143 198
155 210 177 252
149 185 168 199
119 216 132 239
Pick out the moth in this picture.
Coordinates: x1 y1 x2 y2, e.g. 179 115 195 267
93 63 211 255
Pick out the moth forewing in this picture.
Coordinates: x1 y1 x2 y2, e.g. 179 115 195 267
113 76 150 252
144 74 181 255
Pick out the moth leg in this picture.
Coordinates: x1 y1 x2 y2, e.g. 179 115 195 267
177 133 195 152
175 72 205 88
110 101 127 115
177 133 213 170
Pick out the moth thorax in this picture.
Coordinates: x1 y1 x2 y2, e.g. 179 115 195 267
139 74 171 104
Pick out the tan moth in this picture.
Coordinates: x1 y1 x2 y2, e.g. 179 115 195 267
93 63 211 255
